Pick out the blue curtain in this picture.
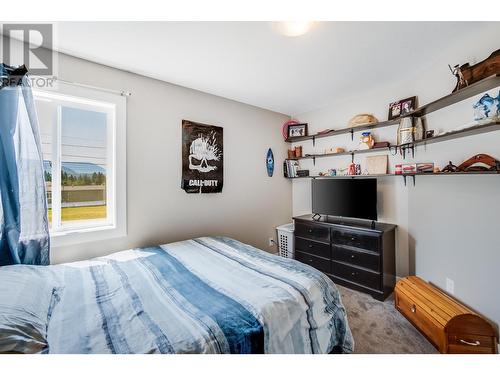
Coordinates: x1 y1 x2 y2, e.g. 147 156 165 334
0 64 50 266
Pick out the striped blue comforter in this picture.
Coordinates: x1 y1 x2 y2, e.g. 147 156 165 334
5 237 354 353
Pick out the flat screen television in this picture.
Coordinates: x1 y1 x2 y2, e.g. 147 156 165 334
312 179 377 221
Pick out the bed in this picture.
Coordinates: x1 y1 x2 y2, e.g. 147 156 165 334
0 236 353 354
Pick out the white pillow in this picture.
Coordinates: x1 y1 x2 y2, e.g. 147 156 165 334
0 265 61 354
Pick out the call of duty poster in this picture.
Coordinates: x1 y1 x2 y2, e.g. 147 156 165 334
181 120 223 193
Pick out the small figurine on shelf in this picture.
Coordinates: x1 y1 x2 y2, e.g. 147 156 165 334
473 91 500 123
359 132 375 150
328 169 337 176
442 161 459 173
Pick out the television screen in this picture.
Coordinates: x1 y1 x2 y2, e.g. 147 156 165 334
312 179 377 220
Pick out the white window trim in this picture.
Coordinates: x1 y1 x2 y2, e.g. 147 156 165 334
33 81 127 247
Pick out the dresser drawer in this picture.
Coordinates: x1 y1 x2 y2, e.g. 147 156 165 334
295 251 330 274
295 238 331 259
295 222 330 242
332 261 380 290
331 229 380 252
332 246 379 272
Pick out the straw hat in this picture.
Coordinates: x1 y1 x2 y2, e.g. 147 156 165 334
348 114 378 128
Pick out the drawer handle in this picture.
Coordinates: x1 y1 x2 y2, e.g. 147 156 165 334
351 237 355 241
459 339 481 346
308 229 313 233
411 304 416 313
308 244 313 248
350 254 355 259
351 272 356 276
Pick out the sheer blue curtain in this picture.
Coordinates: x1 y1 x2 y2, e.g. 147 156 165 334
0 64 50 265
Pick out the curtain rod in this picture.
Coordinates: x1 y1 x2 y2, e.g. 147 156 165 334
54 78 132 97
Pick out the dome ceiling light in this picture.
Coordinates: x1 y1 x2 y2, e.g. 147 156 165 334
272 21 314 37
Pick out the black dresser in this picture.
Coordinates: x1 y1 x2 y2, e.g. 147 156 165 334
293 214 396 300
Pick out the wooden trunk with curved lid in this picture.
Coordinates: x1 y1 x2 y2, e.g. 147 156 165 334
395 276 498 354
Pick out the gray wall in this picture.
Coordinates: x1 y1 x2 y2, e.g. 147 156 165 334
292 25 500 327
51 53 291 263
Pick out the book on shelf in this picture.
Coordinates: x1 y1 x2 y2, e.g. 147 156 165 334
283 160 289 178
284 159 301 178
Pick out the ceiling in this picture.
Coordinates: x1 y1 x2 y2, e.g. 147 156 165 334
53 22 499 115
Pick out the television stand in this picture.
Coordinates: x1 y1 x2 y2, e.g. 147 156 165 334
292 214 397 301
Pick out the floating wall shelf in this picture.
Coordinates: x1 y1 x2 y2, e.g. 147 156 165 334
286 120 500 165
407 74 500 118
285 119 399 143
401 120 500 149
283 74 500 185
288 171 500 186
285 74 500 144
288 171 500 179
288 146 390 164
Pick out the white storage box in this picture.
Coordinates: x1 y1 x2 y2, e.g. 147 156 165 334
276 223 294 259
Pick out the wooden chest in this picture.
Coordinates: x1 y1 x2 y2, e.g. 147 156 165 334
395 276 498 354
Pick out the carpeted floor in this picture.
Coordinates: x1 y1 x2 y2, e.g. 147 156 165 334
337 285 438 354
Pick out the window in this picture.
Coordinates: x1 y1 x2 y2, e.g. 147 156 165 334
34 82 126 246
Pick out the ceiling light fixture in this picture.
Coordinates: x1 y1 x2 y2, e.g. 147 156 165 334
272 21 314 37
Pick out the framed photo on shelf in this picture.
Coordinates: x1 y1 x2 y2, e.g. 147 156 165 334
388 96 417 120
288 123 308 138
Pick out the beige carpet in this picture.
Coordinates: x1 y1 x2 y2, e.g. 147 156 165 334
337 285 438 354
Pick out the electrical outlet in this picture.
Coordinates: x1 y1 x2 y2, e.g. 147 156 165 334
268 238 276 247
446 278 455 295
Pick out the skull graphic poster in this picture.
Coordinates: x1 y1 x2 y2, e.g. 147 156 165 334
182 120 223 193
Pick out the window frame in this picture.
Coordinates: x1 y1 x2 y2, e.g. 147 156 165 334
33 82 127 247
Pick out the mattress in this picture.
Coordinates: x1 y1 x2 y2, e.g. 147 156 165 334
0 236 354 354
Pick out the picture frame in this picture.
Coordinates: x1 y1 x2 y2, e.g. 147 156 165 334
388 96 417 120
287 123 308 138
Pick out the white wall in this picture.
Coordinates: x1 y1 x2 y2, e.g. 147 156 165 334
48 52 291 264
292 27 500 326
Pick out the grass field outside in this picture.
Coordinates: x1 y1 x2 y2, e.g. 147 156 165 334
48 205 106 222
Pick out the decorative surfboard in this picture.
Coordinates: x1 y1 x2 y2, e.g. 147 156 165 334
266 148 274 177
